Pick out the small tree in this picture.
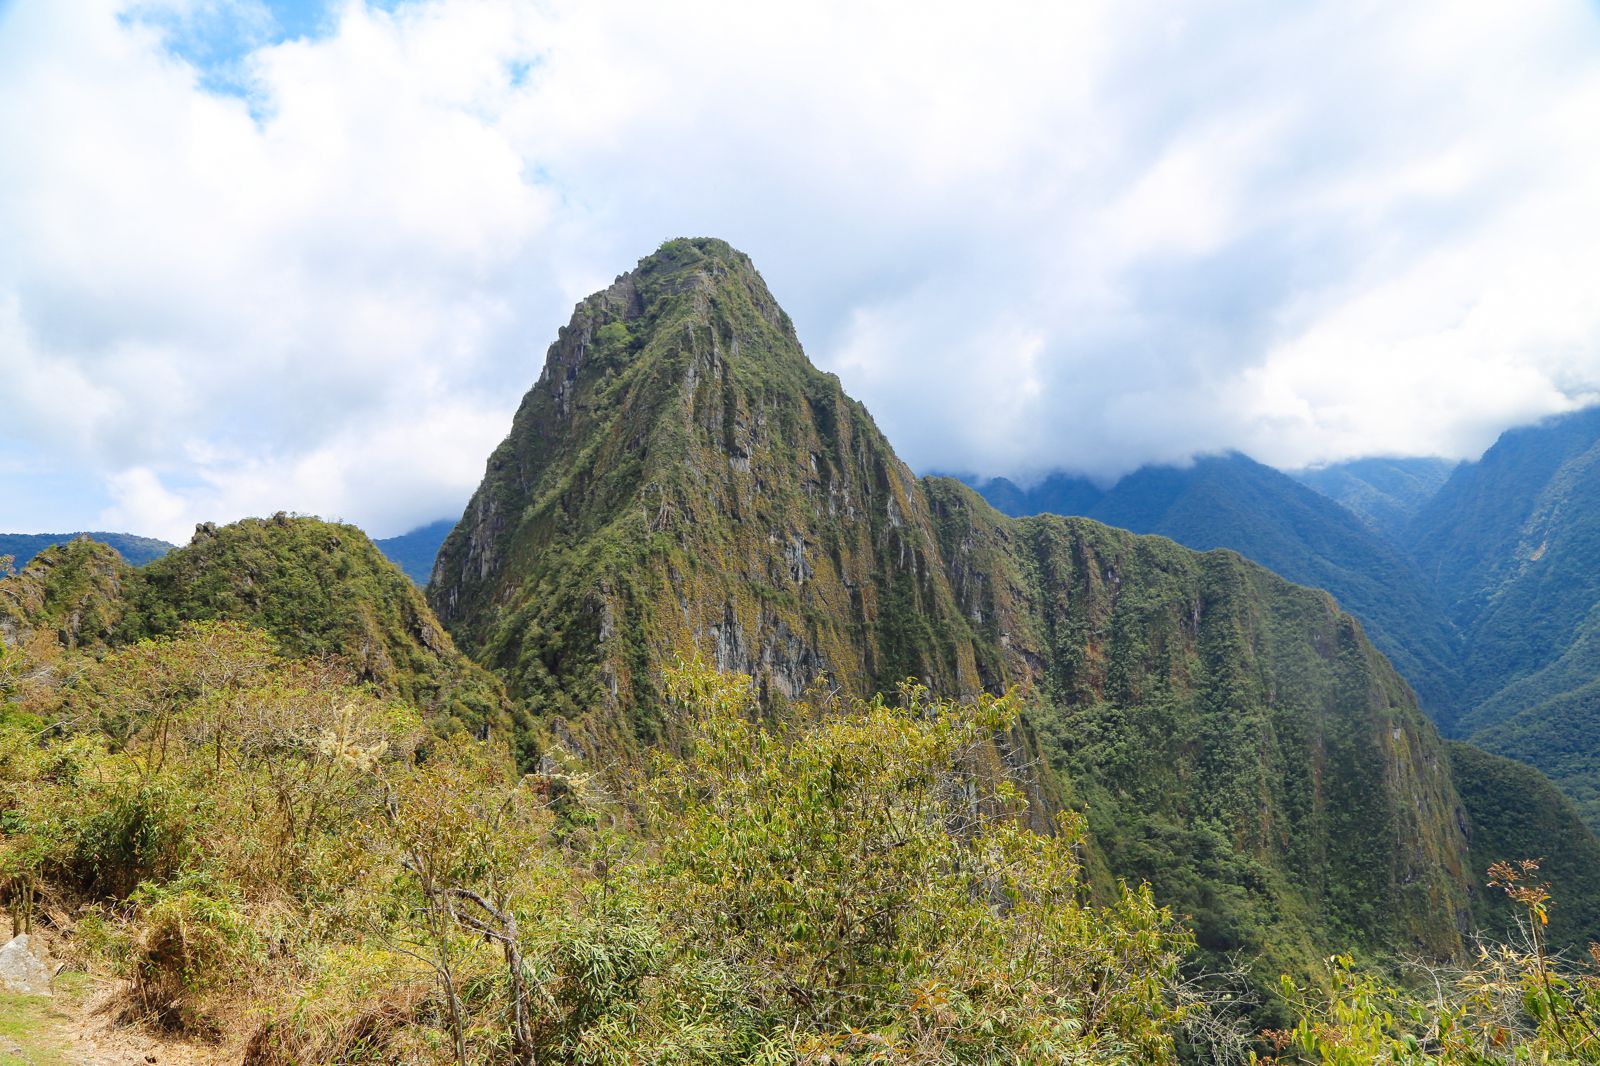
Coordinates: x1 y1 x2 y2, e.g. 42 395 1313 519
376 736 550 1066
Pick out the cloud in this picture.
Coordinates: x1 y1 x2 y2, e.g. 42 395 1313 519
2 0 1599 539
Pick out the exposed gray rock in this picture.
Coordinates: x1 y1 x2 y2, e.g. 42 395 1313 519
0 933 52 996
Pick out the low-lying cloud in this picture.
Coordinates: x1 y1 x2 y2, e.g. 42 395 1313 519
2 0 1599 540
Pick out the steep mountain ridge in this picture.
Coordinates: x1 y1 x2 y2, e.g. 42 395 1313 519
970 454 1463 719
431 238 1600 987
431 239 986 755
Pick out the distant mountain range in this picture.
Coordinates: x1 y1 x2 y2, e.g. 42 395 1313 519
966 454 1462 714
0 531 174 569
1290 456 1460 540
373 519 455 584
970 407 1600 830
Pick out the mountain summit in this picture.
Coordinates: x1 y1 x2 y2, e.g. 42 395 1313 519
430 239 1600 990
431 238 976 748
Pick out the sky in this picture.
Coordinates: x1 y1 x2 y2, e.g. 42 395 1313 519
3 0 1600 542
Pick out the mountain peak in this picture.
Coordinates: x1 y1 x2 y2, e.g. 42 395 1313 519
431 239 929 731
424 243 1576 987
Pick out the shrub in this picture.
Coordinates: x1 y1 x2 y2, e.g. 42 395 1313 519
107 870 261 1032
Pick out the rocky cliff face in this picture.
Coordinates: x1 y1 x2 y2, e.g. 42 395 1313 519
431 239 984 755
432 239 1533 985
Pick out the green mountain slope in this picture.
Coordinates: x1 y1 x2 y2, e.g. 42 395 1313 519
431 238 1599 993
0 516 517 751
0 531 174 569
971 454 1463 721
1447 741 1600 948
924 481 1472 974
1405 408 1600 825
431 238 986 755
0 536 135 651
1290 457 1459 542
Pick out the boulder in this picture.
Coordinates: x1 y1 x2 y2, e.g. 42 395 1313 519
0 933 51 996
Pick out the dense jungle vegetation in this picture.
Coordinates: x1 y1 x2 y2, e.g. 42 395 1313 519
5 621 1600 1063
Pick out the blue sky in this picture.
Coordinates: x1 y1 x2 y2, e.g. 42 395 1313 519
3 0 1600 541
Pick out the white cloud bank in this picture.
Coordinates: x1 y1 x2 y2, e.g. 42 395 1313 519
2 0 1599 540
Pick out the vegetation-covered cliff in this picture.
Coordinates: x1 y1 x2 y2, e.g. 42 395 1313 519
431 239 1591 994
970 454 1463 718
1 516 517 748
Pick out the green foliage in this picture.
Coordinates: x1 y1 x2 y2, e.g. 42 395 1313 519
0 622 431 1030
1266 863 1600 1064
641 665 1199 1062
8 615 1597 1065
65 778 197 899
4 641 1218 1062
109 870 262 1030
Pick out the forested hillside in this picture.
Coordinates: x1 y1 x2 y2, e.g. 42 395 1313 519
429 238 1599 999
0 515 517 748
970 454 1461 716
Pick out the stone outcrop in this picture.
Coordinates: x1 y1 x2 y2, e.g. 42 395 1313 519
0 934 52 996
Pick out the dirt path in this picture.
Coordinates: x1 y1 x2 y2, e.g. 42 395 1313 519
0 976 232 1066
